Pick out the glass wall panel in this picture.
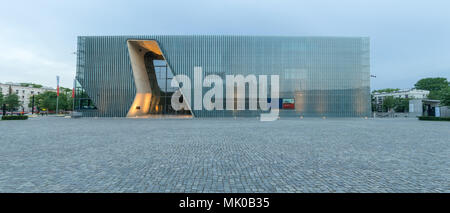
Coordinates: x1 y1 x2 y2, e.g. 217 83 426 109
76 36 371 118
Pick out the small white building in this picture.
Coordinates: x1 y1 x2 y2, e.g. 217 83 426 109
0 82 56 113
372 89 429 112
408 99 441 117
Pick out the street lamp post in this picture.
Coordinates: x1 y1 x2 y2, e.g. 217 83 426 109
56 76 60 115
72 79 76 116
370 74 377 117
31 95 35 114
2 104 5 117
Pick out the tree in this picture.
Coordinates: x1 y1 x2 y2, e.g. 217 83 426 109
414 77 448 91
382 96 395 112
440 86 450 106
414 77 450 102
19 83 43 88
30 91 73 113
372 88 400 93
393 97 410 112
4 94 20 112
0 92 3 105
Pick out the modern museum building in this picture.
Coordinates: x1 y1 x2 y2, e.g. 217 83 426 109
74 35 371 118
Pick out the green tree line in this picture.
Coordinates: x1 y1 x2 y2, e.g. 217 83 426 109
414 77 450 106
372 88 400 93
1 89 73 113
0 93 21 112
29 88 73 112
372 77 450 112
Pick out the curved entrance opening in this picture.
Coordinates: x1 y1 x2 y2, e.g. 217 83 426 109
126 40 192 118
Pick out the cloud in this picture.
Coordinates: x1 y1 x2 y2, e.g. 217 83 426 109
0 26 75 88
0 47 69 68
0 0 449 90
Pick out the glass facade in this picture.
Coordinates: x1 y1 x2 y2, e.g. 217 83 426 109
75 35 371 117
148 59 190 115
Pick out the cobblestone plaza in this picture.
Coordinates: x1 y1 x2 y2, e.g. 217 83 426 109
0 117 448 192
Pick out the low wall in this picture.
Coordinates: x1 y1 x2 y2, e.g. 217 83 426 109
440 106 450 117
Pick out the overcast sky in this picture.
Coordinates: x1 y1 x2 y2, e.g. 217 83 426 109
0 0 449 89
